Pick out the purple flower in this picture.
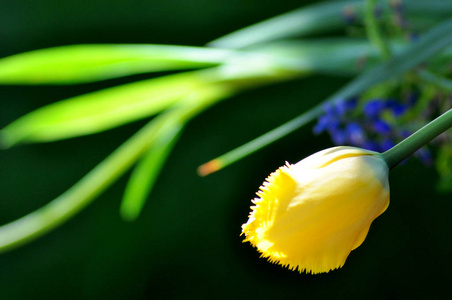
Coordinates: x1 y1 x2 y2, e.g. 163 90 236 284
330 128 347 145
363 141 381 152
323 102 337 116
386 99 407 116
364 99 385 118
346 97 358 110
345 122 366 145
313 115 340 134
335 99 348 115
372 119 392 134
335 98 358 115
381 139 395 151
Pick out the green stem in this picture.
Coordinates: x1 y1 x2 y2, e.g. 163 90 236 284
382 108 452 169
364 0 391 59
198 104 324 175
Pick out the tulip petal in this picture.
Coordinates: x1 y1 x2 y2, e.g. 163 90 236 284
242 147 390 274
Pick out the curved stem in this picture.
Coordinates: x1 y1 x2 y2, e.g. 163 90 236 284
382 108 452 169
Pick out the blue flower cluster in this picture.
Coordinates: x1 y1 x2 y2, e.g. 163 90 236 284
313 95 433 166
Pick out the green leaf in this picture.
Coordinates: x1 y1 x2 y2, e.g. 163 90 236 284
0 83 232 253
120 121 183 221
0 108 185 253
0 44 234 84
208 0 452 49
208 0 363 49
120 84 233 221
0 69 214 147
418 70 452 91
404 0 452 19
250 39 405 75
200 17 452 174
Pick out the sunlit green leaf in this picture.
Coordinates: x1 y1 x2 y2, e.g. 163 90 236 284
120 122 183 221
120 84 233 221
0 44 234 84
0 69 215 147
0 108 183 253
0 82 233 253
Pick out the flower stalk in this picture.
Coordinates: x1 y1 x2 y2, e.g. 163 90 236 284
382 108 452 169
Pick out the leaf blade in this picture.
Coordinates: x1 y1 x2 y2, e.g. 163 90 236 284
208 0 452 49
0 69 213 147
0 107 186 252
120 84 234 220
120 121 183 221
0 44 234 84
208 0 363 49
0 82 233 253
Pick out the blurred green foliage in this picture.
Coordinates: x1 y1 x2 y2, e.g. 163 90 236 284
0 0 451 299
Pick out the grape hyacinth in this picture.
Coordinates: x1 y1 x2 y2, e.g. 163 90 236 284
313 93 438 167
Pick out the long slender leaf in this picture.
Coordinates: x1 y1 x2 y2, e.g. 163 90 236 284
0 108 182 252
199 17 452 175
119 85 232 221
208 0 363 49
418 70 452 91
120 122 183 221
250 39 406 75
0 44 234 84
0 69 217 147
0 83 232 253
208 0 452 49
404 0 452 18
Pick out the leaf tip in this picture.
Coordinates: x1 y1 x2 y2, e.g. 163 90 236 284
197 159 222 177
0 130 16 149
119 205 139 222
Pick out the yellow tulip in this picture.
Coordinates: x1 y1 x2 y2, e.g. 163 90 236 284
241 146 390 274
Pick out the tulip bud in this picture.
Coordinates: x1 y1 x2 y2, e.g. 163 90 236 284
242 146 390 274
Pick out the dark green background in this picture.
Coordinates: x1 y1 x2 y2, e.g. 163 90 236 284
0 0 451 299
